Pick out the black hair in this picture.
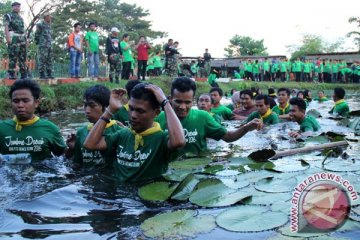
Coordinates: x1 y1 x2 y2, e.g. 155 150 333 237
9 79 41 100
88 22 96 27
277 87 291 96
297 91 304 98
251 87 260 97
255 94 269 105
73 22 81 28
209 87 223 96
334 87 345 99
125 80 141 98
156 51 160 55
84 85 110 110
122 33 129 39
171 77 196 96
240 89 254 99
304 89 312 102
230 88 237 95
197 93 214 104
268 88 275 95
139 35 145 39
168 38 173 43
130 83 160 109
174 41 179 44
290 97 307 112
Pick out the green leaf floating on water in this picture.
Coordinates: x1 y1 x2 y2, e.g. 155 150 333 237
169 158 211 170
189 178 252 207
255 177 298 193
216 205 288 232
271 159 310 172
323 158 360 172
162 169 192 182
307 109 322 118
242 189 292 205
138 181 178 201
171 174 200 201
141 210 215 239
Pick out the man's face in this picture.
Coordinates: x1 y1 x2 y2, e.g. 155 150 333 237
12 89 39 121
12 5 20 13
124 36 130 42
197 95 212 112
112 31 119 37
289 105 304 122
84 99 103 124
75 25 81 33
170 89 194 119
255 99 268 116
277 91 289 104
129 98 159 133
241 93 253 109
318 91 325 99
90 24 96 31
44 15 52 23
210 91 221 105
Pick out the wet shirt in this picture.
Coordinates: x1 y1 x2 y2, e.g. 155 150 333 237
211 105 233 120
112 104 130 127
34 21 52 47
0 119 66 162
329 100 350 117
156 109 227 160
246 111 280 125
73 124 121 170
272 104 290 115
105 128 169 182
299 115 320 132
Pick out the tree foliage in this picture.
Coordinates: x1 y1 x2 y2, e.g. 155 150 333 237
347 16 360 51
224 35 268 57
287 34 344 60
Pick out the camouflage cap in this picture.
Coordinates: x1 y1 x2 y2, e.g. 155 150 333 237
11 2 21 7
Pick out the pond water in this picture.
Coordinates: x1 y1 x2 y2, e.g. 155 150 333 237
1 94 360 239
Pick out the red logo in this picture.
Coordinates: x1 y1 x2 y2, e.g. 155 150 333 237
301 183 350 230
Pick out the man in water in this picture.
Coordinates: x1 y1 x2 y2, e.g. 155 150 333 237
314 90 329 102
209 87 233 120
156 77 263 160
246 94 280 125
84 83 185 182
233 89 256 120
0 79 66 161
329 87 350 117
197 93 222 123
272 88 291 120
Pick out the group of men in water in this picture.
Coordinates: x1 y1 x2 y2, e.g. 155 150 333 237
0 78 350 182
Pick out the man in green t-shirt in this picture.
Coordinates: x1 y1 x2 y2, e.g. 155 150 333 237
66 85 122 171
112 80 141 127
246 94 280 125
197 93 222 124
208 69 219 87
289 97 320 139
329 87 350 117
272 88 291 120
153 51 163 76
84 83 185 182
209 87 233 120
0 79 66 162
84 22 99 79
156 77 263 160
314 90 329 102
120 33 134 80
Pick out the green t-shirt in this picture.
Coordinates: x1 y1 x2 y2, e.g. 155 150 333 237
331 63 339 73
105 128 169 182
252 63 260 74
0 118 66 162
329 100 350 117
314 97 329 102
112 104 130 127
85 31 99 52
280 62 287 72
272 104 290 115
208 73 217 84
303 63 311 73
156 109 227 160
234 72 241 79
245 63 253 72
120 41 133 62
211 105 233 120
73 124 122 170
300 115 320 132
294 61 303 72
323 62 331 73
246 111 280 125
271 63 279 73
262 61 270 71
153 55 163 68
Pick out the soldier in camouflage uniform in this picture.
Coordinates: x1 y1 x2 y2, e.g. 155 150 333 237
3 2 28 79
34 12 53 79
164 39 179 77
105 27 122 83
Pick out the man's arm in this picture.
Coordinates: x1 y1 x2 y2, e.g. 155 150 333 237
221 119 263 142
4 20 11 44
84 33 91 54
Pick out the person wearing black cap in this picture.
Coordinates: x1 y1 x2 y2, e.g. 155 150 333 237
3 2 28 79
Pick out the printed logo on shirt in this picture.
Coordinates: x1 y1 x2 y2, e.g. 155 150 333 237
4 136 44 152
184 128 198 144
82 148 105 164
116 145 152 167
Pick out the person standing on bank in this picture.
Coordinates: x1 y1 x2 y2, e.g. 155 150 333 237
136 35 151 81
34 11 54 80
203 48 212 75
68 22 83 78
4 2 28 80
84 22 100 79
106 27 122 83
120 33 134 80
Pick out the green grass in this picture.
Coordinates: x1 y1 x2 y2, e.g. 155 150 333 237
1 77 360 119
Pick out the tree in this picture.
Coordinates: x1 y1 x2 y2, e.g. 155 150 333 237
0 1 12 58
287 34 344 60
347 16 360 51
224 35 268 57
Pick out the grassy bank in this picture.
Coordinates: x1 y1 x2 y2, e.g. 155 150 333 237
1 77 360 119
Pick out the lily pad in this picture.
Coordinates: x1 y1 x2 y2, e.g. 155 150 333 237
236 170 275 183
141 210 216 239
242 190 292 205
277 224 327 238
271 159 310 172
228 157 253 166
246 161 275 171
307 109 322 118
216 205 288 232
349 110 360 117
323 158 360 172
305 135 330 144
202 165 224 174
162 169 192 182
171 174 200 201
138 181 178 201
169 158 211 170
221 178 250 190
255 177 298 193
189 178 251 207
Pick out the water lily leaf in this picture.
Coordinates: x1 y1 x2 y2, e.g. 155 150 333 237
305 135 330 144
189 178 251 207
202 165 224 174
278 224 327 238
169 158 211 170
228 157 253 166
216 205 288 232
215 169 241 177
141 210 215 239
138 182 178 201
271 201 293 214
323 159 360 172
307 109 322 118
236 170 275 183
246 161 275 171
162 169 192 182
248 149 276 162
272 159 310 172
255 177 297 193
171 174 200 201
221 178 250 190
349 110 360 117
242 190 292 205
349 118 360 135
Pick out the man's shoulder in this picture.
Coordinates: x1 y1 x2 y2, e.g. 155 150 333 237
0 119 14 128
36 118 60 130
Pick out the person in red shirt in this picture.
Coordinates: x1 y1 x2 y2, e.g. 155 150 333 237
136 36 151 80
